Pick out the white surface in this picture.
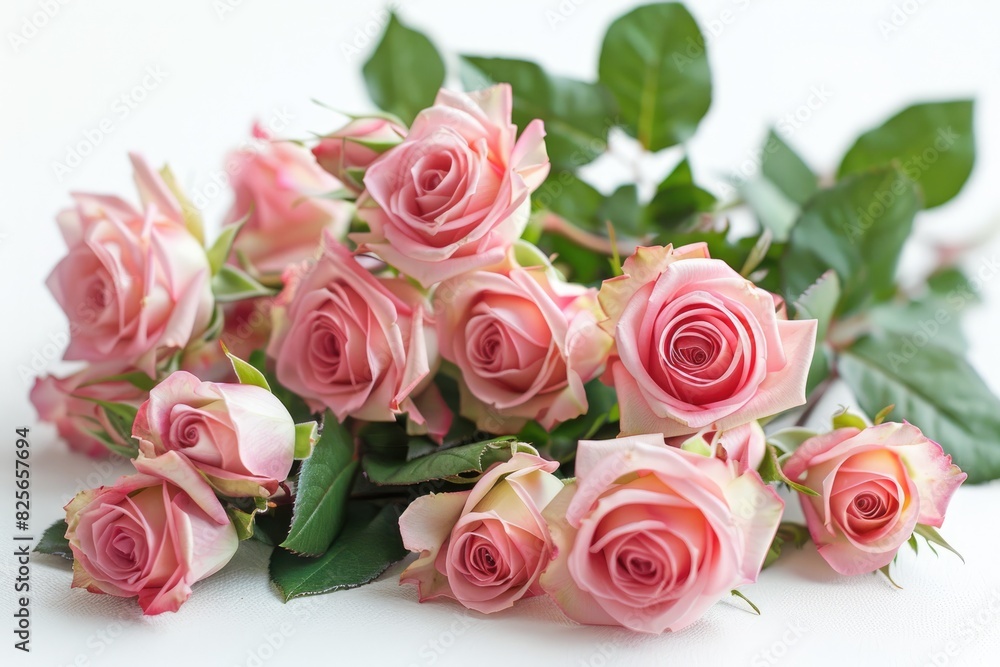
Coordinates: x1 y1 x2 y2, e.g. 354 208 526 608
2 1 1000 665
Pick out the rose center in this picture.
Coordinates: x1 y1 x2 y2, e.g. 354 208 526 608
471 542 499 577
851 490 888 519
172 413 203 449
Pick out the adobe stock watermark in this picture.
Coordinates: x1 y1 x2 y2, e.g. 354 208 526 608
878 0 933 40
888 252 998 371
214 0 250 20
923 588 1000 666
721 85 833 198
7 0 73 53
50 64 169 182
339 1 411 62
407 610 477 667
188 107 294 211
750 620 810 666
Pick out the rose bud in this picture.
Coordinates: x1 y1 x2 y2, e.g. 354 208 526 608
30 364 148 458
268 231 448 439
46 154 214 376
399 452 564 613
132 370 296 498
312 116 406 192
540 434 783 634
64 451 239 615
434 242 612 434
354 84 550 287
598 244 816 437
783 421 966 575
224 122 352 274
667 420 768 474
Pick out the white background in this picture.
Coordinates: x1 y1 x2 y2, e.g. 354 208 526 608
2 0 1000 665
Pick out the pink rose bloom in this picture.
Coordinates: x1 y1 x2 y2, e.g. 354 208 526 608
783 421 966 576
46 155 214 376
313 117 406 193
667 420 767 474
434 244 612 434
354 84 550 287
64 451 238 615
540 435 783 634
132 370 295 498
225 123 351 274
268 231 447 437
598 244 816 437
399 452 564 614
31 364 148 458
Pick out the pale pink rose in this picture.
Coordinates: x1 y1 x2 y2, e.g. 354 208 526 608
64 451 238 615
132 370 295 498
598 244 817 437
31 364 148 458
666 421 767 474
540 435 783 634
434 244 612 433
268 231 448 437
354 84 550 287
225 123 352 274
313 117 406 192
46 155 214 376
783 422 966 576
399 452 564 613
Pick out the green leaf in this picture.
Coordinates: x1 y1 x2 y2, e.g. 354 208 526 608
227 506 257 541
249 350 315 424
363 437 533 486
730 589 760 615
648 158 716 231
866 296 967 356
206 219 246 276
294 421 320 459
739 177 799 243
758 443 819 496
460 56 616 170
34 520 72 560
546 380 619 463
760 130 818 206
362 14 445 124
159 165 205 245
598 184 644 237
281 415 359 555
781 166 921 315
832 409 868 431
838 100 975 208
597 2 712 151
76 399 139 457
270 503 407 602
928 267 980 303
913 524 963 562
879 563 903 589
765 427 818 455
222 343 270 391
838 334 1000 483
212 264 278 303
79 370 156 392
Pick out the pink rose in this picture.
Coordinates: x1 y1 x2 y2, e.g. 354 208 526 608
434 243 612 433
354 84 550 287
313 117 406 192
399 452 564 613
47 155 214 376
268 231 447 435
225 123 351 274
64 451 238 615
540 435 783 634
598 244 816 437
31 364 148 458
666 421 767 474
783 421 966 575
132 370 295 498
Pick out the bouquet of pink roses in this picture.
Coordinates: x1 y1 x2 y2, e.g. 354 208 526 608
33 3 985 634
